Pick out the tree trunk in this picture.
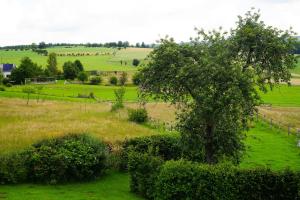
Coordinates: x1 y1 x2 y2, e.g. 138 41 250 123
205 124 215 164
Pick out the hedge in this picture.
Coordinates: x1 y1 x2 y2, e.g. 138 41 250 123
128 157 300 200
119 134 181 170
128 152 163 199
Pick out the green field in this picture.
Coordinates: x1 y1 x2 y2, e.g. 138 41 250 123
1 83 300 107
0 172 142 200
0 47 151 71
291 57 300 75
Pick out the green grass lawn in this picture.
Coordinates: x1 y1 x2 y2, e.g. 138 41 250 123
241 121 300 171
0 83 138 102
0 47 151 71
259 85 300 107
291 57 300 75
0 172 142 200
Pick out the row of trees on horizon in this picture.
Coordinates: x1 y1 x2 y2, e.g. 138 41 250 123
0 41 156 51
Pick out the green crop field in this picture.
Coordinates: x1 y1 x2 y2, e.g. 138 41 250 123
0 47 151 71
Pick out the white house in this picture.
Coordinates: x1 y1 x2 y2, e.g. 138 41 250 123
0 64 16 78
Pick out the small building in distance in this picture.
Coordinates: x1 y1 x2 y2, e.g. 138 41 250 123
0 64 16 78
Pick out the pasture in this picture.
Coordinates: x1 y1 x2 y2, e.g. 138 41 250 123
0 98 299 171
0 47 151 71
1 83 300 106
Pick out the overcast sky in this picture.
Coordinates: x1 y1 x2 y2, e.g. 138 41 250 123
0 0 299 46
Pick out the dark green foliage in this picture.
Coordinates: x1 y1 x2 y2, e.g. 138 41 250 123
153 160 300 200
74 60 84 72
63 61 78 80
120 135 182 170
77 71 88 83
128 152 163 199
109 76 118 85
89 76 102 85
46 52 58 75
0 152 29 184
26 134 109 183
2 78 9 86
10 57 44 84
5 83 12 87
128 108 148 123
132 72 141 85
119 72 128 86
0 87 5 91
132 59 140 67
139 10 297 164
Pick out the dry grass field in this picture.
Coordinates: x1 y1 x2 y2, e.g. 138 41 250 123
0 99 174 153
259 106 300 130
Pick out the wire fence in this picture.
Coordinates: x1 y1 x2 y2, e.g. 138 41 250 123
256 111 300 136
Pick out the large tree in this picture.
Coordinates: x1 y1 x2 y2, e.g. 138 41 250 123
10 57 43 84
63 61 78 80
139 10 297 164
46 52 58 76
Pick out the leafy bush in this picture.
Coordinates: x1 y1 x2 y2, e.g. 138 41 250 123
90 76 102 85
26 134 109 183
77 71 88 83
128 108 148 123
109 76 118 85
119 72 127 86
5 83 12 87
132 72 141 85
0 87 5 91
111 87 125 111
128 152 163 199
2 78 10 86
119 135 181 170
132 59 140 67
154 161 300 200
0 152 29 184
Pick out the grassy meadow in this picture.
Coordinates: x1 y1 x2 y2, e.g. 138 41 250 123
0 47 151 71
0 172 142 200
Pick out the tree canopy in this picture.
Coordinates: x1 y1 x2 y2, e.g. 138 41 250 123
138 10 297 164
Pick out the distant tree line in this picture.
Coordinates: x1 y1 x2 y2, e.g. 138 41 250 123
0 41 156 50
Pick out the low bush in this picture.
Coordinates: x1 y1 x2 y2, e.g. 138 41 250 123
155 160 300 200
132 72 141 85
128 152 163 199
90 76 102 85
128 108 148 123
119 135 181 170
0 152 29 184
0 87 5 91
109 76 118 85
26 134 109 183
5 83 12 87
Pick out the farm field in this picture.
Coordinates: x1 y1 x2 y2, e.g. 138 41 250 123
1 83 300 106
0 47 151 71
0 98 299 171
0 172 142 200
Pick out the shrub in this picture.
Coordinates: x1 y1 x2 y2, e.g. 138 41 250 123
0 87 5 91
155 161 300 200
111 87 125 111
128 108 148 123
128 152 163 199
132 72 141 85
2 78 10 86
26 134 109 183
90 76 102 85
77 71 88 83
132 59 140 67
119 135 181 170
0 152 29 184
109 76 118 85
119 72 127 86
5 83 12 87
